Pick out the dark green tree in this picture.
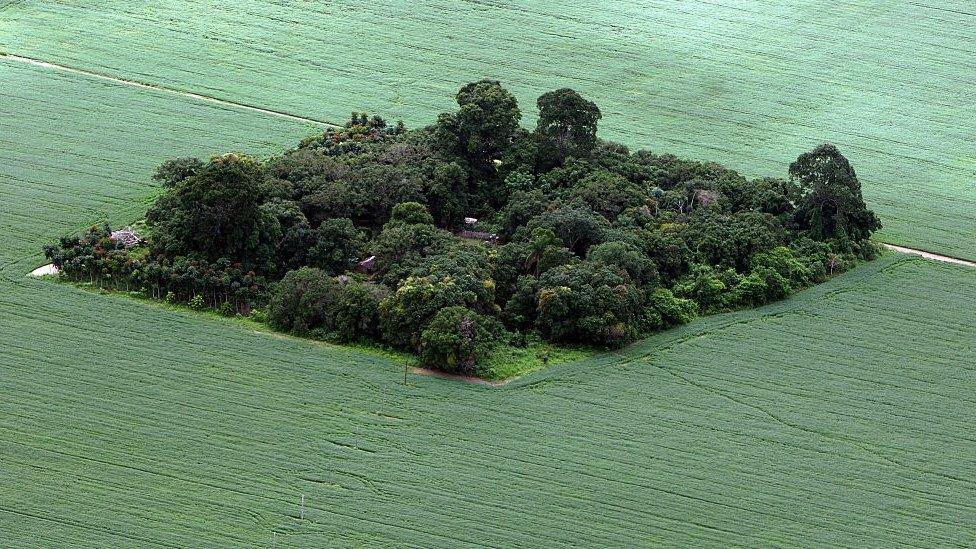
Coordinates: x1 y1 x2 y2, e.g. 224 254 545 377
456 79 521 162
147 153 280 274
587 241 659 286
152 157 203 188
389 201 435 225
267 267 339 335
378 276 466 350
789 144 881 242
535 88 602 168
308 218 367 275
535 261 643 346
418 306 502 374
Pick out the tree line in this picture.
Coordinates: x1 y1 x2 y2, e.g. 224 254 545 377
45 80 881 377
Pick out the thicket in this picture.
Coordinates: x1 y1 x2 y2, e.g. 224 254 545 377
45 81 880 377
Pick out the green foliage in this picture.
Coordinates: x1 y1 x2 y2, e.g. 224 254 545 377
790 144 882 243
644 288 698 330
561 169 646 219
378 275 465 350
673 264 731 313
418 306 502 374
152 156 203 188
371 220 454 282
535 88 602 168
188 294 206 310
147 153 280 274
435 79 521 170
249 308 269 324
218 301 237 317
410 248 497 314
307 218 366 275
267 267 338 335
523 203 609 256
535 261 643 346
389 201 435 226
266 268 386 342
331 281 389 342
587 241 659 287
34 73 887 379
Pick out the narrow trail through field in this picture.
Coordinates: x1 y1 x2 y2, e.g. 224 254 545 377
881 244 976 267
0 53 333 127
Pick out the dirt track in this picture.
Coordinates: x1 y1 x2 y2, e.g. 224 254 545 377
881 244 975 267
1 53 332 127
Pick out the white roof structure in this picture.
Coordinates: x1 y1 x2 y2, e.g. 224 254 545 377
110 227 142 248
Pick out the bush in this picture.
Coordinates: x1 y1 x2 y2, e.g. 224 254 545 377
644 288 697 331
418 307 503 374
218 301 237 317
332 281 388 342
267 267 338 335
188 295 206 310
249 308 269 324
673 264 729 313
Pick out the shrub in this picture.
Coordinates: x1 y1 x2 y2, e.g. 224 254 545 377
267 267 338 335
188 295 206 310
332 281 388 342
249 308 269 324
419 307 503 374
218 301 236 317
644 288 697 331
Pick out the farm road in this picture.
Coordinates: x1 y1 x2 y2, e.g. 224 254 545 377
882 244 976 267
0 53 333 127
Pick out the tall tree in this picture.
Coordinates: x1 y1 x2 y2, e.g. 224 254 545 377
147 153 280 274
434 79 521 170
535 88 602 169
789 144 881 242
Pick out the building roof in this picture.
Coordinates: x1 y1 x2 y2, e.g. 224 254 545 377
110 227 142 248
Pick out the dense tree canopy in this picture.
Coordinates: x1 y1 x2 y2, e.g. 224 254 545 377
535 88 602 169
47 84 881 377
789 144 882 243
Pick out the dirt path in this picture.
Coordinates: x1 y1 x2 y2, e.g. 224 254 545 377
882 244 975 267
1 53 333 127
409 366 511 387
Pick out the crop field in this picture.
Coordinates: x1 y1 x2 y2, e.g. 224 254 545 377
3 251 976 545
2 62 976 545
0 59 317 271
3 2 976 547
2 0 975 259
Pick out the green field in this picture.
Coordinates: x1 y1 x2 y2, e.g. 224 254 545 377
2 0 974 259
0 59 318 271
3 3 976 547
4 250 976 543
